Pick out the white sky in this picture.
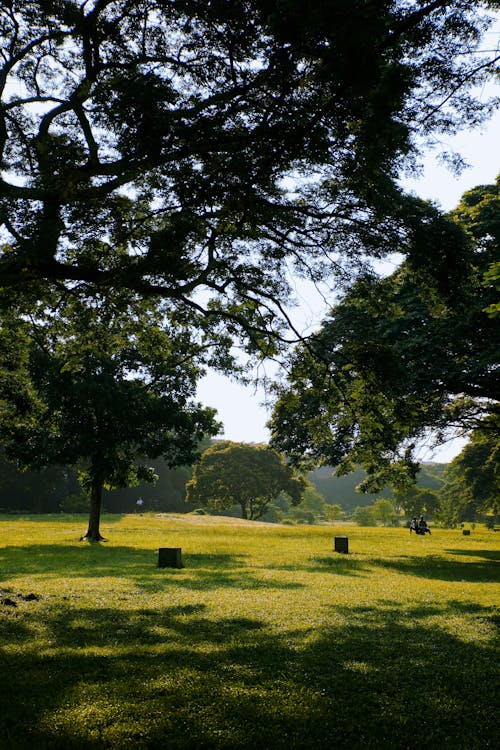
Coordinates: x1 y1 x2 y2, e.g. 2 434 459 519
197 107 500 463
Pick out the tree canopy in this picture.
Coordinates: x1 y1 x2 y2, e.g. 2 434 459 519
438 429 499 524
269 178 500 489
186 441 305 520
0 292 219 539
1 2 498 527
1 0 498 352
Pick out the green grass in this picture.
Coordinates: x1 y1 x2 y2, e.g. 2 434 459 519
1 514 498 749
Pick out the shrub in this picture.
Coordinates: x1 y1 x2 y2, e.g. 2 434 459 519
59 493 89 513
352 505 377 526
284 507 317 525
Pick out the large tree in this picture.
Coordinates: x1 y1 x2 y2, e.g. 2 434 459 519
269 179 500 489
0 293 220 540
437 429 500 525
0 1 498 352
186 441 305 520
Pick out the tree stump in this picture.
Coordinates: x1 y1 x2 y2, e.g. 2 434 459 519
158 547 183 568
334 536 349 554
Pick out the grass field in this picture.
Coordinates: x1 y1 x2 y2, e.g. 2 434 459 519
0 514 498 749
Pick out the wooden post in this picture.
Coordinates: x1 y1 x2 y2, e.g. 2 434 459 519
158 547 183 568
334 536 349 554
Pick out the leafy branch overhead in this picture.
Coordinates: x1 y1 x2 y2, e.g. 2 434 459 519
269 178 500 490
0 0 498 350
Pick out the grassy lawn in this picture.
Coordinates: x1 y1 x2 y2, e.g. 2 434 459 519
0 514 498 749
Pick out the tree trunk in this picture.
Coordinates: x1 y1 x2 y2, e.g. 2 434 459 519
81 478 106 541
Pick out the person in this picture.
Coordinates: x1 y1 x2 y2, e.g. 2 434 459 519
410 516 418 533
418 515 431 534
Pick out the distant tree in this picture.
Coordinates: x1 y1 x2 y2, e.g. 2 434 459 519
270 180 500 489
285 507 317 526
437 429 499 526
417 464 447 492
186 442 305 520
307 466 393 512
352 506 376 527
0 447 81 513
103 459 197 515
259 504 283 524
59 492 89 514
323 503 344 522
392 486 440 519
372 499 397 526
0 295 219 540
301 483 328 518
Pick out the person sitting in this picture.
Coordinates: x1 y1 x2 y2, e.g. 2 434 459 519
410 516 418 533
418 515 431 534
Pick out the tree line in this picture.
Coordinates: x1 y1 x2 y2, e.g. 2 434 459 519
2 435 495 530
0 447 193 515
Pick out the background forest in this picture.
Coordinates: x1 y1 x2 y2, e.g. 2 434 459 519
1 442 491 529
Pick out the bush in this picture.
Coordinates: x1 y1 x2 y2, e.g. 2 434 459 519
59 493 89 513
284 507 317 525
372 498 396 526
485 514 500 530
352 505 377 526
324 503 344 521
260 505 284 523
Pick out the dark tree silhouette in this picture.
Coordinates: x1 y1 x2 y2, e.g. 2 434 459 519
0 1 497 350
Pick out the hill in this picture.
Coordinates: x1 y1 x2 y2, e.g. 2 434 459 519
308 464 447 512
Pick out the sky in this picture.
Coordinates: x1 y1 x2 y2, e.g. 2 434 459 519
197 106 500 464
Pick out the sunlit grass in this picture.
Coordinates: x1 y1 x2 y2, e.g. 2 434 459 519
1 514 498 749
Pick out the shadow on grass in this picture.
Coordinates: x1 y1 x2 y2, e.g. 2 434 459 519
0 544 306 593
371 553 498 582
0 543 158 580
445 548 500 562
306 555 368 576
0 598 497 749
0 513 126 525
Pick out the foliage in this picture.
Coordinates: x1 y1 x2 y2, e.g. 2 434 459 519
186 441 305 520
483 261 500 317
323 503 344 521
0 1 498 356
307 466 393 511
103 459 195 515
437 428 500 526
372 498 397 526
352 505 377 526
0 447 82 513
283 506 318 525
0 446 197 515
279 482 334 524
0 294 219 539
298 483 328 517
58 492 89 514
393 485 440 519
270 179 500 489
0 514 498 749
416 463 447 491
307 463 446 514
